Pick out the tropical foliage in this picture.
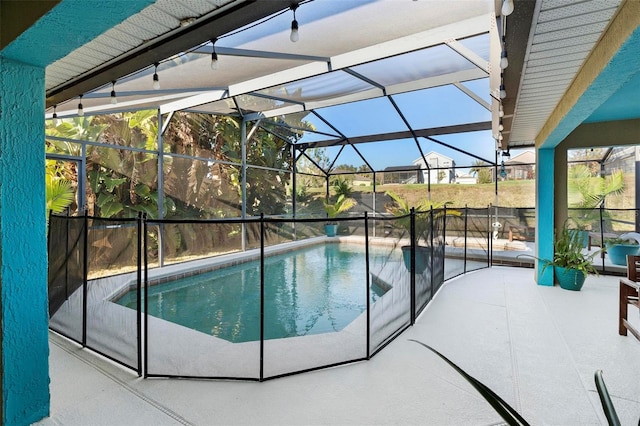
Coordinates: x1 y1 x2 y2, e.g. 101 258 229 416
568 164 625 209
323 194 356 223
45 172 75 215
542 221 600 275
385 191 459 243
331 176 353 198
567 164 625 230
45 111 315 220
470 160 493 184
411 340 530 426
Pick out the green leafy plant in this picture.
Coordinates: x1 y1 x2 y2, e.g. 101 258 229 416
604 236 639 246
594 370 622 426
411 342 621 425
385 191 459 244
46 174 75 215
410 340 530 426
331 176 353 198
470 160 493 184
544 220 600 275
568 165 625 230
323 194 356 224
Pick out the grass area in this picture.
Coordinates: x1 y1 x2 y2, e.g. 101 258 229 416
314 180 537 208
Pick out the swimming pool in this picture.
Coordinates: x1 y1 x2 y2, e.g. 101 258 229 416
116 243 390 343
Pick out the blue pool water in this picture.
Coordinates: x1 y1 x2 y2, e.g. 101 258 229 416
116 243 391 343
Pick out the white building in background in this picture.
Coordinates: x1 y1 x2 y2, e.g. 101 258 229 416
413 151 456 184
504 151 536 180
455 173 477 184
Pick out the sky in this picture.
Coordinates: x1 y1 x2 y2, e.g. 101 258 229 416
295 78 531 172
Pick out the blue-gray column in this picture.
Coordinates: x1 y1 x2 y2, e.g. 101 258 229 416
0 57 49 426
536 148 555 285
0 1 153 424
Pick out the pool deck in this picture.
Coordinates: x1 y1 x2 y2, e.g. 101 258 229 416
38 266 640 425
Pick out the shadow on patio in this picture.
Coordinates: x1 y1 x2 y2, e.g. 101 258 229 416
39 267 640 425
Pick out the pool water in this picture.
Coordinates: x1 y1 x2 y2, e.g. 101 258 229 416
116 243 391 343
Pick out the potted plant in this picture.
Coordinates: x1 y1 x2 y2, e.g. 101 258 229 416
605 234 640 266
385 191 458 273
323 194 356 237
544 222 600 291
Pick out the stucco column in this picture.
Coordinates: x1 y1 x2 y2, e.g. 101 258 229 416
1 2 154 424
536 147 555 285
0 57 49 425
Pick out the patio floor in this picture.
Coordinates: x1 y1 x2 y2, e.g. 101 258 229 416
37 266 640 425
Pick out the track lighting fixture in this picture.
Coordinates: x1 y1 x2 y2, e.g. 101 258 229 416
153 63 160 90
110 81 117 105
211 39 219 70
290 4 299 42
52 105 58 126
500 36 509 69
77 94 84 117
500 50 509 69
501 0 514 16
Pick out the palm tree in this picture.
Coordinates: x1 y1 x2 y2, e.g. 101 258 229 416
385 191 459 243
567 164 625 232
45 174 75 216
470 160 492 184
323 194 357 223
568 164 625 208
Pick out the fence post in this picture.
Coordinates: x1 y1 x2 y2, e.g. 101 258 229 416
63 211 69 300
136 212 143 377
599 204 606 272
487 205 492 267
410 207 416 325
81 210 89 347
443 205 447 274
364 212 371 359
143 214 149 378
259 213 265 381
429 206 434 300
464 205 468 274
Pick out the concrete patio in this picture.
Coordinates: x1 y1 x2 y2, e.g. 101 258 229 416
38 266 640 425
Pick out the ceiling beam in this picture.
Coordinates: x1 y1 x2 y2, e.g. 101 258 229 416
296 121 491 149
241 68 488 121
45 0 295 108
159 15 490 114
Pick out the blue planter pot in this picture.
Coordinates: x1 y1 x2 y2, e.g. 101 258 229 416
401 246 431 274
606 244 640 266
568 229 589 248
324 224 338 237
554 266 586 291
